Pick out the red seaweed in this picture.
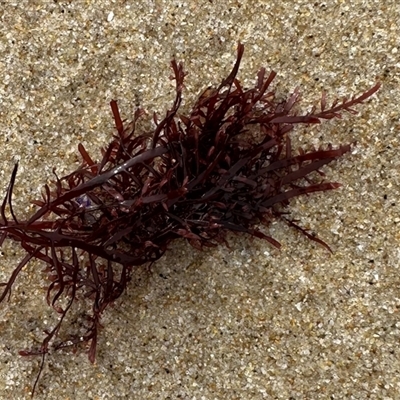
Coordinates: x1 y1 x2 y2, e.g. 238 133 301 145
0 42 380 395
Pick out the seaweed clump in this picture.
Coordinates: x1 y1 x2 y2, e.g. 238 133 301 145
0 43 379 394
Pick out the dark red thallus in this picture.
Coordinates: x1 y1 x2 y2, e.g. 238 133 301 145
0 42 380 396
